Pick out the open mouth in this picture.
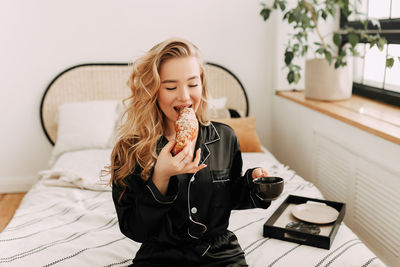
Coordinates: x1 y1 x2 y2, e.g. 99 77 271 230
173 104 192 114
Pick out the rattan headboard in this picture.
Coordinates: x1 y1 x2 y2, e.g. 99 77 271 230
40 62 248 145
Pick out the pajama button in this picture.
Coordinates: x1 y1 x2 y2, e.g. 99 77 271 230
191 207 197 214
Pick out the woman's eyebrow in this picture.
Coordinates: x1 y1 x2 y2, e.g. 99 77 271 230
187 75 199 81
161 79 177 84
161 76 199 84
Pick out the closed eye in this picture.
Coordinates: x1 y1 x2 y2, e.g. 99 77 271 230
189 84 198 88
166 87 177 90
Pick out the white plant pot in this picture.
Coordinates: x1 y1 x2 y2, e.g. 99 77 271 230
305 58 353 101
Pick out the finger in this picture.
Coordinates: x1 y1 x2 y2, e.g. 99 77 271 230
185 148 201 169
189 141 195 156
174 143 190 162
183 155 192 166
182 144 191 161
184 141 194 161
194 164 207 172
186 163 207 174
253 168 260 177
257 168 268 177
252 168 263 179
193 148 201 166
163 139 176 153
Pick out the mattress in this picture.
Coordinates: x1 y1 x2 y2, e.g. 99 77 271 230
0 148 386 267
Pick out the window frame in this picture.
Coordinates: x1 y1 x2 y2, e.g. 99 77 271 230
340 9 400 107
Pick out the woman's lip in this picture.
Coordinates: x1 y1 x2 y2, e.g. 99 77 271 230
173 104 192 112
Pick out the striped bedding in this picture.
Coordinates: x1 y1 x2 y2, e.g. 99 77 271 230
0 149 386 267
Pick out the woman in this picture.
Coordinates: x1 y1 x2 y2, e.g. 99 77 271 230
110 37 270 266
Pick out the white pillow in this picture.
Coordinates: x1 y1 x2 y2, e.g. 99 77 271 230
51 100 119 161
208 97 231 119
209 96 227 109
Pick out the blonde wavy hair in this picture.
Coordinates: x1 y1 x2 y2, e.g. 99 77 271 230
109 38 210 197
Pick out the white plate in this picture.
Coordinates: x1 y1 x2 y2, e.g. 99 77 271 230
291 202 339 224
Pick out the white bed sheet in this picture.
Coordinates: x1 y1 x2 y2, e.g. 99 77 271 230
0 149 386 267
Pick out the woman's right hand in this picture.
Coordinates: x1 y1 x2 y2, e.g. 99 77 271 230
152 140 206 194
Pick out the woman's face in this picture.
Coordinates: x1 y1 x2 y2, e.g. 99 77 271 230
157 56 203 134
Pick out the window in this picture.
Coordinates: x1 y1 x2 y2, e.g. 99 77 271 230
341 0 400 107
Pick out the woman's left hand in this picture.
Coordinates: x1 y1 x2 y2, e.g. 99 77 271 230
252 168 269 179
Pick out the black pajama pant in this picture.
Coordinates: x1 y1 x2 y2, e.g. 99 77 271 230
130 231 248 267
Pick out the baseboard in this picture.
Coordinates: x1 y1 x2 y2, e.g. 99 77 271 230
0 175 38 193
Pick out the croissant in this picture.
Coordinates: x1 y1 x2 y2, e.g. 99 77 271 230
172 107 198 155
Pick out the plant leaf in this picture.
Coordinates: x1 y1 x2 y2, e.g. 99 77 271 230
260 8 271 21
287 70 295 84
294 72 301 84
362 20 369 29
386 58 394 68
348 32 359 48
278 1 286 11
316 47 325 55
377 37 386 51
327 6 336 17
340 0 350 17
301 45 308 56
288 12 295 23
321 11 327 20
273 0 278 9
284 51 294 65
324 50 332 64
333 33 342 47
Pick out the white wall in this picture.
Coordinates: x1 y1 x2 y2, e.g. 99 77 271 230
0 0 274 192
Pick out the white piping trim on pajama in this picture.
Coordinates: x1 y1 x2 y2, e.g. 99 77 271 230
146 185 177 204
187 228 199 239
212 179 230 183
201 244 211 257
187 173 207 239
186 123 221 239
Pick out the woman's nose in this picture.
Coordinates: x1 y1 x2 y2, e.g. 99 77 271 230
177 86 190 100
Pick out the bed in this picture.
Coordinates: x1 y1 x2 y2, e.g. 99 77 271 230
0 63 387 267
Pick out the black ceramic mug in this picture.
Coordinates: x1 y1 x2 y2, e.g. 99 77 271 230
252 176 284 201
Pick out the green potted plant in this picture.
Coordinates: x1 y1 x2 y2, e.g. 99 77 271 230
260 0 395 100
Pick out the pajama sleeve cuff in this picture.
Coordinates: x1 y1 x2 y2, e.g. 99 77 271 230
146 176 179 204
246 168 271 209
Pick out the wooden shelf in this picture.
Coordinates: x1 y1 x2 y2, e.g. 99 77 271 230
276 90 400 145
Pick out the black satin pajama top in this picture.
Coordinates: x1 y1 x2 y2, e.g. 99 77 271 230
112 121 271 256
